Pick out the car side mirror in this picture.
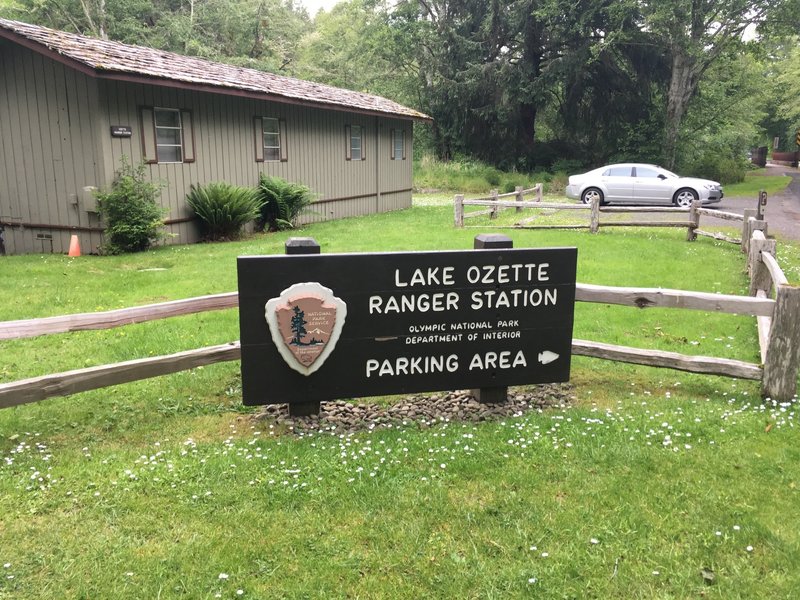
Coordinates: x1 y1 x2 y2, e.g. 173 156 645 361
657 174 667 180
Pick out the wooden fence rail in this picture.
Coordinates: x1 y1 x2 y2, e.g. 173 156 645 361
455 194 748 246
0 292 239 340
575 283 774 317
0 342 241 408
572 339 761 380
454 184 543 226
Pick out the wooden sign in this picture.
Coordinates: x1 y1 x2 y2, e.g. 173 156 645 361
237 248 577 405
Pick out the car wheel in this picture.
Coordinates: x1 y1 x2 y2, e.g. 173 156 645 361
581 187 604 205
673 188 698 208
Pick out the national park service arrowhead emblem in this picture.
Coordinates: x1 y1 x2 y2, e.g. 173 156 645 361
265 282 347 376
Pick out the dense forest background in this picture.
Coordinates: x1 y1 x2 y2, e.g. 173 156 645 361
2 0 800 182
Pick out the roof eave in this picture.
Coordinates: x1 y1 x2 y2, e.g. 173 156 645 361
99 70 434 122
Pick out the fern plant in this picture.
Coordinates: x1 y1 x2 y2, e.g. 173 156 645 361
256 175 314 231
186 182 262 241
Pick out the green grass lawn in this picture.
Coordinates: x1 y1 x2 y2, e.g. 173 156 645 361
1 204 799 598
724 172 792 197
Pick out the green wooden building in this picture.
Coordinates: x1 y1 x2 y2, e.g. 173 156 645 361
0 18 431 255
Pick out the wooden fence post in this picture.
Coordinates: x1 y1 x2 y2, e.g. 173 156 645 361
761 284 800 401
589 197 600 234
454 194 464 228
472 233 513 404
749 220 768 257
515 186 523 213
536 183 543 202
748 235 777 296
741 209 756 253
284 237 322 417
489 189 499 219
686 199 700 241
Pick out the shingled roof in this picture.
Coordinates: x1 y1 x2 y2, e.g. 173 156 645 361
0 18 431 122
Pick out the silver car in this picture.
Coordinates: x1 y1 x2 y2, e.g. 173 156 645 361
565 163 723 207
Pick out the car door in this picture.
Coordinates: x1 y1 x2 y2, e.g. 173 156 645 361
600 166 634 202
632 166 672 204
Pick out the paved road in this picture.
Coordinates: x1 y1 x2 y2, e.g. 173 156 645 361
706 164 800 241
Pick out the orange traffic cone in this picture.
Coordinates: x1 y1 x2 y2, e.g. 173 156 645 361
68 234 81 257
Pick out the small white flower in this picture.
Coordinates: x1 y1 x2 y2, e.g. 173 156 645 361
218 573 229 580
237 590 244 596
590 538 599 545
715 531 722 536
746 545 753 552
541 552 549 558
652 570 660 576
527 577 537 584
2 564 10 569
529 545 537 551
733 525 741 531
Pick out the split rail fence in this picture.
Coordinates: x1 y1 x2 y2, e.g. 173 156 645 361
455 192 770 248
0 210 798 407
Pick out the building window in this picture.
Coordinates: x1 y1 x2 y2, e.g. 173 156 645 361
254 117 287 162
345 125 367 160
391 129 406 160
154 108 183 163
140 107 194 164
263 118 281 161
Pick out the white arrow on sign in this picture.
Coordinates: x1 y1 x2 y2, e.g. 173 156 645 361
537 351 559 365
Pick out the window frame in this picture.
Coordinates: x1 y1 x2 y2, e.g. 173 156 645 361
346 124 366 161
263 117 281 162
153 107 184 164
351 125 363 161
254 116 288 163
391 128 406 161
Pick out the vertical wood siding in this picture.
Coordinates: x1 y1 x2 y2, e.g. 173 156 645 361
0 42 414 255
0 41 104 254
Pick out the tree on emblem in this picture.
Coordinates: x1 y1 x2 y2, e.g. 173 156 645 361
290 305 308 346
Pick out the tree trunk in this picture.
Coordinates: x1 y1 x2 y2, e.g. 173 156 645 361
519 11 542 163
664 48 699 169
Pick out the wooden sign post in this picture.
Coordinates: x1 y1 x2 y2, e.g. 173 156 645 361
757 190 767 220
237 240 577 412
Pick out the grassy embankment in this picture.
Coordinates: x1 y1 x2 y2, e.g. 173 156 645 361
1 185 799 597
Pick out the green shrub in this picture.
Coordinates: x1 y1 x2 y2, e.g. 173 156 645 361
414 154 535 193
186 182 262 241
485 170 501 187
682 153 747 185
256 175 314 231
546 172 569 195
95 157 166 254
501 181 517 194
